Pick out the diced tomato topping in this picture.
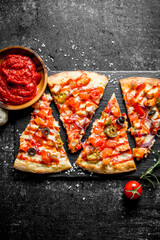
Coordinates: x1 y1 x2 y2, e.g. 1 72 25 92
89 137 104 148
134 103 145 117
104 102 111 114
46 117 54 128
126 91 135 106
132 148 146 159
98 87 104 94
66 97 80 110
111 98 117 105
68 79 77 87
102 148 113 158
38 109 47 119
93 126 104 134
112 107 120 117
41 151 51 164
19 154 23 160
118 128 126 138
32 102 40 109
102 158 111 166
50 155 60 164
79 91 89 100
100 141 108 150
77 76 90 87
135 83 146 98
129 113 138 122
90 89 100 99
34 118 45 127
76 144 82 151
154 89 160 98
20 144 30 152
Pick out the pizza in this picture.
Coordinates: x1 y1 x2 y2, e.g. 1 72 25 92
13 93 72 173
48 71 108 153
75 93 136 174
120 77 160 160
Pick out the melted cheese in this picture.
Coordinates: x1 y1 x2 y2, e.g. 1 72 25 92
118 153 132 161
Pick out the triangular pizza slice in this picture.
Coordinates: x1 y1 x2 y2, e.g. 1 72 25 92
120 77 160 160
48 71 108 153
14 93 72 173
76 93 136 174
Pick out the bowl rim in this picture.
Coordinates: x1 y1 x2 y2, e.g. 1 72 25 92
0 46 48 110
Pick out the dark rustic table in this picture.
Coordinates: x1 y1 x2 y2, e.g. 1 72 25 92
1 1 160 240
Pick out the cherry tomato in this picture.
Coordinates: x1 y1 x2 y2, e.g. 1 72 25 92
124 181 142 200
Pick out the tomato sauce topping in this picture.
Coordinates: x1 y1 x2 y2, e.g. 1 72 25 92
0 55 41 105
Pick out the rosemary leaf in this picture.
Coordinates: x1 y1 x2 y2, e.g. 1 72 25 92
143 176 155 188
140 151 160 187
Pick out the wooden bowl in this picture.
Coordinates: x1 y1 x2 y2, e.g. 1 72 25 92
0 46 48 110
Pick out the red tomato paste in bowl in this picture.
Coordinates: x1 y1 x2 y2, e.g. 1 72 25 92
0 55 41 105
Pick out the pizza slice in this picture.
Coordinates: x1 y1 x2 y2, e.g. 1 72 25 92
75 93 136 174
48 71 108 153
120 77 160 160
13 93 72 173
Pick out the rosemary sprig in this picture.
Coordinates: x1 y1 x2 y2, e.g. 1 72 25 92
140 150 160 188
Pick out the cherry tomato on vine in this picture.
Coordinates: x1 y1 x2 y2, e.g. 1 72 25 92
124 181 142 200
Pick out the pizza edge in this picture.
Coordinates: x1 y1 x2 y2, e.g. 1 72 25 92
13 158 72 174
120 77 160 89
76 153 136 174
48 71 108 87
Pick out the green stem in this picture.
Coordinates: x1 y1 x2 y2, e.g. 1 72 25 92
140 151 160 187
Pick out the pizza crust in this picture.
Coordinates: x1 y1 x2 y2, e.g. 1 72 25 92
76 152 136 174
14 157 71 174
120 77 160 91
48 71 108 89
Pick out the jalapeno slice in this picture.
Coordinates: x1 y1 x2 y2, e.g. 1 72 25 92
104 125 117 138
42 128 50 136
55 135 63 148
86 151 100 161
104 117 112 126
56 92 67 104
28 148 36 156
156 97 160 110
116 116 125 125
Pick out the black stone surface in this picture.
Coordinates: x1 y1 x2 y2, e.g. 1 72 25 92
0 1 160 240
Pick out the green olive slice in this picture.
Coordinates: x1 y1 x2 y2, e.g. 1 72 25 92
55 135 63 148
104 117 112 126
104 125 117 138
